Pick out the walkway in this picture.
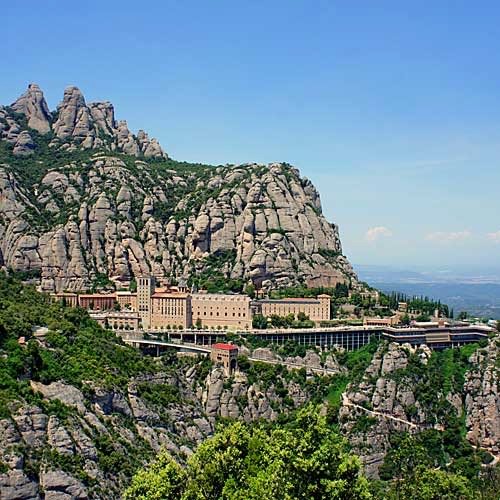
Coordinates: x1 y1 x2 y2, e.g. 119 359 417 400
342 393 419 429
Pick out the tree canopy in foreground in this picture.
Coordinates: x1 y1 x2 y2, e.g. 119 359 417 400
124 406 371 500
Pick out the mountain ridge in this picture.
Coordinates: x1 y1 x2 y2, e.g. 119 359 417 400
0 84 358 293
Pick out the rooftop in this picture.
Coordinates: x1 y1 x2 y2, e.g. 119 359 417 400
152 292 190 298
212 343 238 351
79 293 115 298
258 298 321 305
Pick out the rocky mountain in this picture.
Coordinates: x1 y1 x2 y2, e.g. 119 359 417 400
0 275 329 498
338 339 500 478
0 364 322 499
5 84 166 159
0 84 357 292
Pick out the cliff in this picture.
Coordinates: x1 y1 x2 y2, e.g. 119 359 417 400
0 84 357 292
338 339 500 478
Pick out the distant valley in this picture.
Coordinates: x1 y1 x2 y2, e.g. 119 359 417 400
356 264 500 319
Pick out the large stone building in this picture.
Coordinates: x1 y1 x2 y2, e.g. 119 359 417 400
150 291 191 330
192 293 252 330
254 294 331 323
137 276 156 329
89 310 140 331
116 291 137 311
53 276 332 331
78 293 117 310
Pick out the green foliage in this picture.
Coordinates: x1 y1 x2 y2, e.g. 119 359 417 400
275 340 308 358
124 406 371 500
91 272 114 292
380 467 474 500
136 382 181 406
251 314 268 329
336 337 380 381
243 284 255 299
0 273 159 415
252 313 314 329
124 451 187 499
379 291 450 318
351 414 377 433
317 248 341 260
188 250 243 293
388 342 485 423
270 283 348 300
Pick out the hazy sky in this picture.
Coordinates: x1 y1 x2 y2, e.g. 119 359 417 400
3 1 500 269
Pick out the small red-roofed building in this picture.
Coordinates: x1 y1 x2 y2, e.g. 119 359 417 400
210 343 238 375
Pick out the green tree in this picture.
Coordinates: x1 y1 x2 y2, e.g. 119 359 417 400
252 314 268 329
244 284 255 299
124 451 186 500
297 311 309 322
387 467 473 500
124 406 371 500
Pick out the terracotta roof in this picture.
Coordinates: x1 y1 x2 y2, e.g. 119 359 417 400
212 343 238 351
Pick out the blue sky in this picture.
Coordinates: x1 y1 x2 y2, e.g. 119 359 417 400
3 1 500 270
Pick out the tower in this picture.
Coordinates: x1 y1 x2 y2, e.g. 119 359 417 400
137 275 156 329
317 294 332 321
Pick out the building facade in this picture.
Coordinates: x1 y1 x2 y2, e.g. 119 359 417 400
191 293 252 330
255 294 331 323
116 291 137 311
52 292 79 307
137 276 156 328
52 277 332 331
89 311 140 331
78 294 117 310
150 292 191 330
210 343 238 375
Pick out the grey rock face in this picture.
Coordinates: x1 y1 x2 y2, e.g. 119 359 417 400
0 155 357 291
1 85 357 291
53 86 88 140
49 85 167 158
338 339 499 478
464 338 500 454
201 365 309 423
11 83 51 133
30 381 87 414
39 470 88 499
13 131 35 156
0 470 39 500
7 84 167 159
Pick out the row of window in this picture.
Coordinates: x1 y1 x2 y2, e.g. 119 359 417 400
200 311 246 317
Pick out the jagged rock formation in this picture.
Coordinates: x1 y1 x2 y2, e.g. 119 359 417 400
0 85 358 291
201 367 310 421
0 303 498 499
464 340 500 454
0 354 322 499
5 83 167 159
338 338 500 478
10 84 51 134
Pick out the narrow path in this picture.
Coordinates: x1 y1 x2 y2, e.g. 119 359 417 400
341 393 419 429
470 444 500 467
342 395 500 466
